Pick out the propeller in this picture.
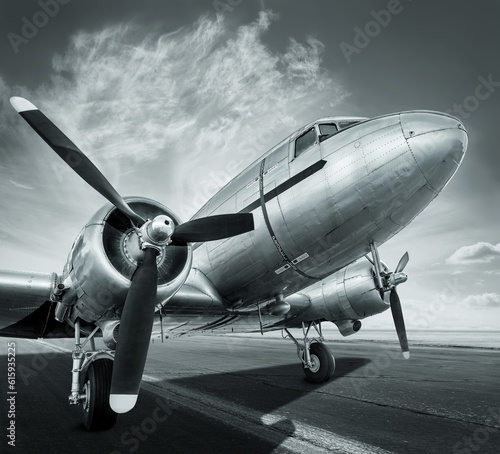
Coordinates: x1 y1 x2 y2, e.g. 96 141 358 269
11 96 255 413
390 288 409 359
9 97 145 227
368 244 410 359
395 251 409 274
10 96 254 242
110 248 158 413
172 213 254 244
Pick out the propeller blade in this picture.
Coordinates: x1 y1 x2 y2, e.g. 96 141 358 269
395 251 409 274
10 97 144 226
110 248 158 413
390 288 410 359
171 213 254 243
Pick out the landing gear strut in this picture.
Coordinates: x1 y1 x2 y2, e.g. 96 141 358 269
284 321 335 383
68 319 117 430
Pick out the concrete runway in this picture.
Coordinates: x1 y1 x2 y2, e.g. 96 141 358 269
0 335 499 454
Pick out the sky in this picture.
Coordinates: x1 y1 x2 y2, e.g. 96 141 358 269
0 0 499 331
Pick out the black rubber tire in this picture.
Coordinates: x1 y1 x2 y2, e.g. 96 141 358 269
81 359 117 430
303 342 335 383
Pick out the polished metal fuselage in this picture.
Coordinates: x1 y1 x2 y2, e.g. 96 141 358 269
0 269 56 327
190 111 467 312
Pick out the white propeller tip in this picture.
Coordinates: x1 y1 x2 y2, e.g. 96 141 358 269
10 96 37 113
110 394 138 413
402 351 410 360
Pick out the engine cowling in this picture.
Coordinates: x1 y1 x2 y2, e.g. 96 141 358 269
298 260 391 331
60 197 192 323
322 261 390 322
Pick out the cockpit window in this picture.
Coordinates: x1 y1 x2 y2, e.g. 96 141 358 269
318 123 338 142
337 120 362 129
294 127 317 158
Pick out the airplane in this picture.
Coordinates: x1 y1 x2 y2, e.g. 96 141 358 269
0 96 468 430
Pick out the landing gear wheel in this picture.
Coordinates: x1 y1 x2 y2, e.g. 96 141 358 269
303 343 335 383
81 359 117 430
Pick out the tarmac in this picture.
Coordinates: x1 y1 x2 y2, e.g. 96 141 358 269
0 335 499 453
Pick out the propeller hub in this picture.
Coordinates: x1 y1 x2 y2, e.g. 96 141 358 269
136 215 175 251
388 272 408 288
146 215 175 244
122 229 165 266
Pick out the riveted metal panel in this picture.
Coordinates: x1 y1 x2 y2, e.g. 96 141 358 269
390 185 437 226
0 270 56 329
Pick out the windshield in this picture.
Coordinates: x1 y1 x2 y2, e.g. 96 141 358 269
318 123 338 142
337 119 364 130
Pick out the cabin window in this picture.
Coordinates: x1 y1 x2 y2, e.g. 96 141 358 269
318 123 338 142
294 127 317 158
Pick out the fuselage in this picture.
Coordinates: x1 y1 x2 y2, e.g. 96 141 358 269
190 111 467 309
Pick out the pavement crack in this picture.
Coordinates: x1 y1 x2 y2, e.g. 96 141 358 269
331 394 500 430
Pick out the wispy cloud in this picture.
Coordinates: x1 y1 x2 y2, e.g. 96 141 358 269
0 11 347 270
463 293 500 308
41 11 344 166
9 180 33 190
446 242 500 265
4 11 347 218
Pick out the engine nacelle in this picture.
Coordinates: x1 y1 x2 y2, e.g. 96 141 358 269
322 261 390 321
298 261 390 327
61 197 193 323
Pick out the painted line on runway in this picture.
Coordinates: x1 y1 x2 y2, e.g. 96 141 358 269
142 374 395 454
29 339 74 353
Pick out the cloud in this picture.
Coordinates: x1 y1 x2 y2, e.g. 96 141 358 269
0 11 348 270
9 180 33 190
463 293 500 308
485 270 500 276
446 242 500 265
2 11 347 220
39 11 344 167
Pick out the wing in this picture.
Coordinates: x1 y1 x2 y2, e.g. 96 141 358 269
150 268 312 338
0 269 71 338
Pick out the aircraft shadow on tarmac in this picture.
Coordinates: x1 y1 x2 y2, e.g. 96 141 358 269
169 357 370 418
1 351 370 454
